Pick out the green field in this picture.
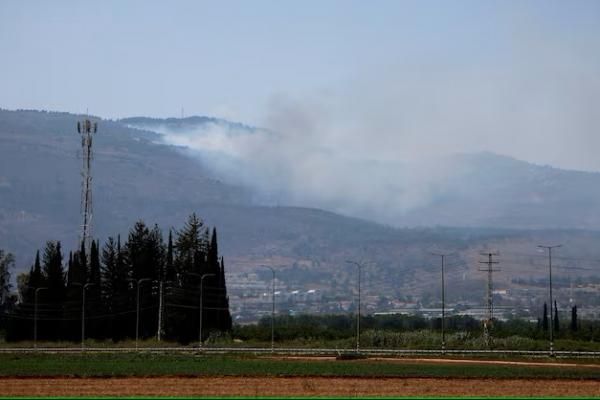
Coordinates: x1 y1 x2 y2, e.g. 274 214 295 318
0 353 599 379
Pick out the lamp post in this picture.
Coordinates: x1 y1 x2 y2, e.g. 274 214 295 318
32 287 48 350
71 282 95 350
185 272 217 348
184 273 215 348
198 273 215 348
128 278 150 350
538 244 562 355
346 260 368 353
260 266 276 352
431 252 448 353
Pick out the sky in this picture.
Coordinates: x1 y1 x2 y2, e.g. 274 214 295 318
1 0 600 171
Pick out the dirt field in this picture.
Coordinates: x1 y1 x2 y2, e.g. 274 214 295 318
1 376 599 397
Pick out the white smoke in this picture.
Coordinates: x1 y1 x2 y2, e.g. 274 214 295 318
131 13 600 226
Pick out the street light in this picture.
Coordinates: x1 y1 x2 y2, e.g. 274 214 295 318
260 266 276 352
31 286 48 349
538 244 562 355
199 273 215 348
194 273 216 347
430 252 449 353
71 282 95 350
186 272 216 348
347 260 371 353
128 278 150 350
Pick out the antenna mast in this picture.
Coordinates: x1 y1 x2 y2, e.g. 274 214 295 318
76 118 98 255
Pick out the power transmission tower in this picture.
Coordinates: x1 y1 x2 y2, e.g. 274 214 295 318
479 252 500 347
77 118 98 255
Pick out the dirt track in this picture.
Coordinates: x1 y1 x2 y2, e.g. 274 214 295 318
1 377 599 397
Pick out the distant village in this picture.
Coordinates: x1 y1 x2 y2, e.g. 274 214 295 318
227 270 600 324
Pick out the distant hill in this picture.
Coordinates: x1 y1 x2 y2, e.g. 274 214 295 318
121 116 258 135
2 109 600 308
398 151 600 229
0 109 250 263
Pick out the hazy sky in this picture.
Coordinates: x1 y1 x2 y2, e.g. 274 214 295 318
1 1 600 171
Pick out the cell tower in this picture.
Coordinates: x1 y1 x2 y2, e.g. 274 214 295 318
479 252 500 347
77 118 98 255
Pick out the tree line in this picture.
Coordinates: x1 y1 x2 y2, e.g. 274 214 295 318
235 312 600 344
3 213 231 344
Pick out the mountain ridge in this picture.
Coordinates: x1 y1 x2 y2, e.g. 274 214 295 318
3 108 600 310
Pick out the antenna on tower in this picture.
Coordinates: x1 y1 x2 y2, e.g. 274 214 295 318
76 117 98 257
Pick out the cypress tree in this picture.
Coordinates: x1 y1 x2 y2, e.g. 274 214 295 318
0 249 14 307
89 240 101 287
208 228 218 267
542 303 548 332
42 241 65 299
67 245 86 287
125 220 151 281
79 240 88 283
87 240 102 338
101 237 119 306
64 247 85 341
554 301 559 333
116 235 125 279
66 252 74 285
115 234 132 340
165 230 174 282
149 224 165 282
6 251 38 341
571 305 578 332
168 213 207 343
219 256 232 331
174 213 204 279
29 251 42 292
6 216 232 344
40 241 65 340
124 221 164 339
101 236 129 341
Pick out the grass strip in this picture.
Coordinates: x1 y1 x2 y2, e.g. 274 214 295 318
0 353 599 379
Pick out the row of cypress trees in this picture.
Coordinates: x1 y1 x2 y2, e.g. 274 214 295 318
7 213 231 344
539 301 579 333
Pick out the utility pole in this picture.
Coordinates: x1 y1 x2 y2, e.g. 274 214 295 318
538 244 562 355
32 287 48 350
76 118 98 256
260 266 276 352
431 252 450 353
479 252 500 347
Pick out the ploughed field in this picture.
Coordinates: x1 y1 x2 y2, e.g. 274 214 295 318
1 353 600 397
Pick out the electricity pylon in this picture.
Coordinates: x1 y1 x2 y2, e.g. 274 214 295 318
479 252 500 347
